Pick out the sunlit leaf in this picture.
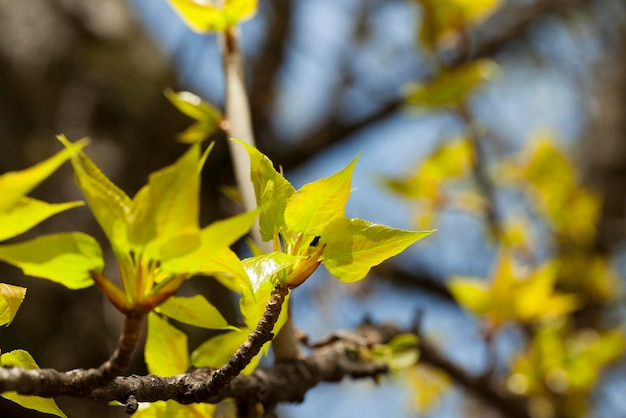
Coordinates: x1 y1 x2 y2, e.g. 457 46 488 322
447 277 490 314
156 295 237 330
0 283 26 326
449 252 580 327
0 198 83 242
145 313 188 376
0 233 104 289
405 60 498 109
58 135 132 255
380 139 474 228
1 350 68 418
191 328 263 375
416 0 502 50
133 400 216 418
130 143 208 261
407 365 450 414
167 0 258 33
165 89 223 144
234 140 295 241
242 252 302 293
321 218 433 282
194 247 251 294
284 155 359 238
0 139 87 213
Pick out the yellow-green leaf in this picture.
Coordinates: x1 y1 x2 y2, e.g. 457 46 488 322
130 143 208 261
156 295 237 330
145 313 188 376
1 350 68 418
235 140 295 241
0 232 104 289
321 218 434 282
447 277 490 315
165 89 223 144
405 60 498 109
0 139 87 213
134 400 215 418
167 0 258 33
242 252 302 294
191 328 263 375
0 198 83 242
58 135 132 255
284 155 359 238
0 283 26 326
193 247 251 294
416 0 502 50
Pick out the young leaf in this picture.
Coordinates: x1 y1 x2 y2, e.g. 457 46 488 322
130 143 206 261
145 313 188 376
0 198 83 242
58 135 132 255
156 295 237 330
242 252 302 293
416 0 502 50
165 89 223 144
191 328 264 375
0 139 87 212
0 283 26 326
321 218 434 282
133 400 215 418
404 60 498 109
1 350 68 418
167 0 258 33
284 155 359 238
0 232 104 289
234 140 295 241
449 252 581 327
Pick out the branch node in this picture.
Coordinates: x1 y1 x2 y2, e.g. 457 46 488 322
125 394 138 415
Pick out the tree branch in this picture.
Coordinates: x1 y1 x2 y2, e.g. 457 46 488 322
0 314 143 397
0 283 289 402
90 321 394 407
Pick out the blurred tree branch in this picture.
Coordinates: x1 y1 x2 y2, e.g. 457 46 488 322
268 0 592 170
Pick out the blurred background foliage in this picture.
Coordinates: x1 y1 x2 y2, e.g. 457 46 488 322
0 0 625 417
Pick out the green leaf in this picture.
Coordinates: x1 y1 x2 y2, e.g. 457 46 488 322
134 401 215 418
165 89 223 144
242 252 302 294
156 295 237 330
159 211 256 295
234 140 295 241
0 233 104 289
145 313 188 376
0 283 26 326
191 328 264 375
417 0 502 50
321 218 434 282
239 278 290 333
193 247 251 294
167 0 258 33
404 60 498 109
58 135 132 255
130 143 208 261
0 139 87 212
284 155 359 238
0 198 83 242
1 350 68 418
447 277 490 314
